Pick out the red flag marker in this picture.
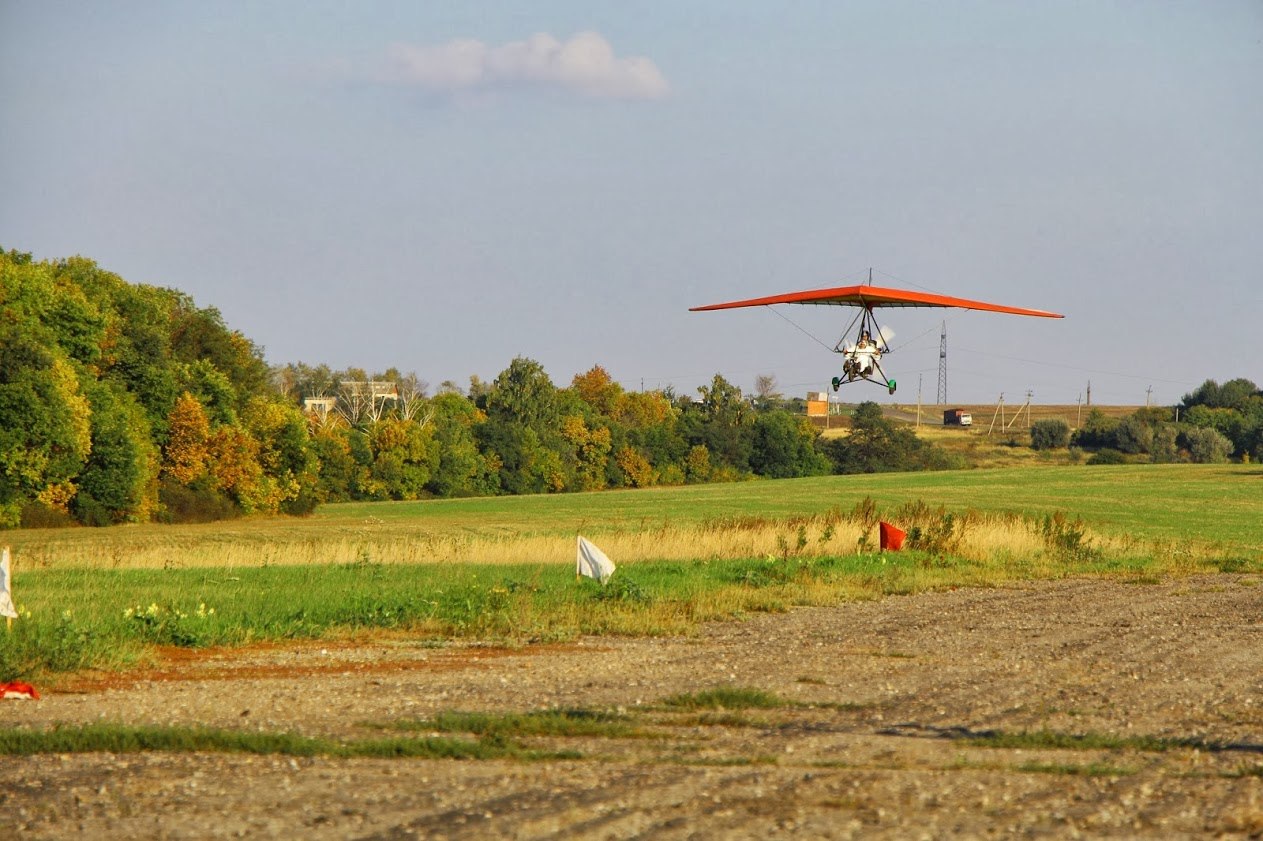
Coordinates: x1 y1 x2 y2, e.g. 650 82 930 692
0 681 39 700
879 521 906 551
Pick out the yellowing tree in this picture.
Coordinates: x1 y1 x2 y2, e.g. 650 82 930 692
164 391 210 484
206 425 267 511
561 414 612 491
616 446 655 488
571 365 623 417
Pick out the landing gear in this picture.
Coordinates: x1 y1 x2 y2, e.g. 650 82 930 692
831 305 895 395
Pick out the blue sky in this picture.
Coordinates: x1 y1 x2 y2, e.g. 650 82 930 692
3 2 1260 405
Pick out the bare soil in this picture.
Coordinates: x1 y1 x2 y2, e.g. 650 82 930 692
3 574 1262 839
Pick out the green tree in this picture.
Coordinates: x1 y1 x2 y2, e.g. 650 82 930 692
1029 419 1070 450
73 380 157 526
749 410 830 478
1113 415 1154 455
0 338 93 526
821 402 956 474
1182 427 1232 464
365 416 439 500
244 397 320 513
426 393 495 498
688 374 753 471
169 298 270 408
486 357 559 429
1070 409 1120 449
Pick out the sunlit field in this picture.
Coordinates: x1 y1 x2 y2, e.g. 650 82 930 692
1 464 1259 680
6 464 1261 569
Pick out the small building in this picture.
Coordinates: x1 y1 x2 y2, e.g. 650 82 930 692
943 408 973 426
806 391 829 418
303 396 337 420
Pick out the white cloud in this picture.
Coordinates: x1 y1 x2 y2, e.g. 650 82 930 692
374 31 669 101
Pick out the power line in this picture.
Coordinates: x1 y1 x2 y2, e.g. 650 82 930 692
954 346 1196 386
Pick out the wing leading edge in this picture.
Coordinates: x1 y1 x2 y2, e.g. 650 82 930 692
689 284 1063 318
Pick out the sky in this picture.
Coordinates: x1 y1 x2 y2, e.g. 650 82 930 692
2 2 1261 406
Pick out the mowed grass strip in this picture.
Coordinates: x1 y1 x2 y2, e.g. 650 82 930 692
384 709 644 739
8 464 1263 569
0 723 574 761
967 729 1237 754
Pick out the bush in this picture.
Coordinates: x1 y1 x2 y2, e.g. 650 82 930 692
157 478 242 524
1114 415 1154 454
19 502 78 529
1029 419 1070 450
1150 425 1180 463
1087 448 1127 465
1182 427 1232 464
1071 410 1120 449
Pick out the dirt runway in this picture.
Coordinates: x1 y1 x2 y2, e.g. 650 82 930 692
3 574 1261 838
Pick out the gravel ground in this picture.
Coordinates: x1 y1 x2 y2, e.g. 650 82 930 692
3 574 1262 839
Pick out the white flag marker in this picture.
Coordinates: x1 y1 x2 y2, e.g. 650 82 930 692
576 536 616 584
0 547 17 619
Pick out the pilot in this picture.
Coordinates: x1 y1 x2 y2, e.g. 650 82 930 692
852 330 879 374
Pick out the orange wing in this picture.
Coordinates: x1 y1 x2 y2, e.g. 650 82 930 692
690 284 1063 318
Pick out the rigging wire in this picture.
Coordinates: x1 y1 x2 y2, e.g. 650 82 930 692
872 267 942 294
834 307 864 350
763 305 839 353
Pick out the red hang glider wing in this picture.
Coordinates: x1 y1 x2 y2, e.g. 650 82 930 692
689 284 1063 318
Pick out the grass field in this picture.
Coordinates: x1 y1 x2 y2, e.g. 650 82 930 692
7 464 1258 567
1 463 1259 680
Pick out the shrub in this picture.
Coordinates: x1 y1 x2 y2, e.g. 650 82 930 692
1182 427 1232 464
1086 448 1127 465
157 478 242 524
1114 415 1154 454
18 502 78 529
1071 410 1120 449
1030 419 1070 450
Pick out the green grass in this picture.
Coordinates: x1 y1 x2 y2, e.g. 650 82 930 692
0 537 1252 681
383 709 643 739
967 729 1225 753
313 464 1263 550
9 464 1263 566
660 686 790 711
0 723 573 760
2 463 1260 680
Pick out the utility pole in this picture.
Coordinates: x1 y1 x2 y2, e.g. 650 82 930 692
1146 385 1152 408
936 321 948 405
987 393 1005 435
1076 393 1083 427
1086 380 1091 407
917 374 922 430
1004 391 1032 432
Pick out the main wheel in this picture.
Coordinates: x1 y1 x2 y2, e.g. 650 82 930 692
831 377 841 392
887 379 897 395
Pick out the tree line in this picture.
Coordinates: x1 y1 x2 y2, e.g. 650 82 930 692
1050 379 1260 464
6 248 1252 529
3 249 926 528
